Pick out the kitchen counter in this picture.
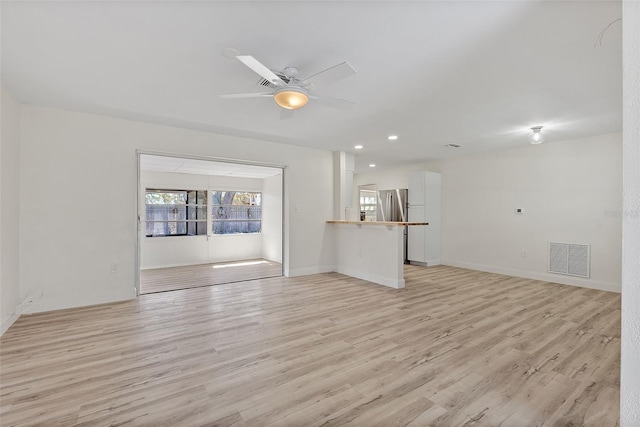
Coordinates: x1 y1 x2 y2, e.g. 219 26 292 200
327 220 429 289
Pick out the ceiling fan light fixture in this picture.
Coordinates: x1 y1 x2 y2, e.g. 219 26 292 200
273 87 309 110
529 126 545 144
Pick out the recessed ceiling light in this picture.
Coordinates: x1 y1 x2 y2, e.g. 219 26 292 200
388 135 398 141
369 163 376 168
354 145 363 150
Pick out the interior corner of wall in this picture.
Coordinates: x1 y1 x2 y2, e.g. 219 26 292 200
1 312 21 336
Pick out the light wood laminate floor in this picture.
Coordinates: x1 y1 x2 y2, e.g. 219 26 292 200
139 259 282 294
0 266 620 426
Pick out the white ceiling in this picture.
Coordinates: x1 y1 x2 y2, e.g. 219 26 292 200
140 154 282 179
2 1 622 172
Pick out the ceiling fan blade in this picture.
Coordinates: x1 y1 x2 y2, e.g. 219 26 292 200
313 95 355 110
219 92 273 99
302 62 356 86
236 55 286 87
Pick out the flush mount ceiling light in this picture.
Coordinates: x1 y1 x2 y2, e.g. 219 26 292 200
388 135 398 141
369 163 376 168
273 87 309 110
354 145 363 150
529 126 545 144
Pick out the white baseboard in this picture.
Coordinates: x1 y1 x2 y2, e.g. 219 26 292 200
1 312 21 336
442 259 621 293
289 265 405 289
24 289 136 314
334 266 405 289
410 259 441 267
262 256 283 264
287 265 336 277
2 291 42 336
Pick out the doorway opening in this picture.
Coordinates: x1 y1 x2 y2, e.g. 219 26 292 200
137 154 284 295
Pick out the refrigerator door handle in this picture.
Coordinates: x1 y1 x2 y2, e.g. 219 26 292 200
376 191 386 222
386 192 392 221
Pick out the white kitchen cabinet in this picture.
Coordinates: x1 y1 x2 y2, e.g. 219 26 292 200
408 173 425 205
408 171 441 266
408 205 426 262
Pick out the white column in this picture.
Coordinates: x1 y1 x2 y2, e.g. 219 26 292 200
333 151 354 219
621 0 640 424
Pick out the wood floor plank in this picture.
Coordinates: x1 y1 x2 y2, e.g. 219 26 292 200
0 265 620 426
139 258 282 294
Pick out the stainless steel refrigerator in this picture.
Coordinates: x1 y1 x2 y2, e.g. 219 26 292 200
376 188 409 263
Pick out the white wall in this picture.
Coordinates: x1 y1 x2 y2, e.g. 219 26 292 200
19 106 335 313
354 133 622 292
441 133 621 292
262 173 282 263
140 170 276 268
621 0 640 423
1 83 22 335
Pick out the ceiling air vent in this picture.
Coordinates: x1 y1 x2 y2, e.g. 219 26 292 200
548 242 590 278
257 73 290 88
446 143 462 148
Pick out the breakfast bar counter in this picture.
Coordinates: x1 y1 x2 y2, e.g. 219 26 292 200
326 220 429 226
326 220 428 289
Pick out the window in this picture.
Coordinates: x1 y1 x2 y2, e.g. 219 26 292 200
360 189 377 220
145 190 207 237
211 191 261 234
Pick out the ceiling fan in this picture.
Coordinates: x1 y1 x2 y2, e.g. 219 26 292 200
220 54 356 115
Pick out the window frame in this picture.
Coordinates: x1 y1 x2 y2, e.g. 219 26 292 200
211 190 262 235
359 189 378 220
145 189 208 238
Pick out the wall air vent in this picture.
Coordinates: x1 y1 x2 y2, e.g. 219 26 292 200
548 242 590 278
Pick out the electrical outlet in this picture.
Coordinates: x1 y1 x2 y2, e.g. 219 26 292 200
110 263 118 273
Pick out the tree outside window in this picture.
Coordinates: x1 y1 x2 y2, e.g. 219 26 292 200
145 190 207 237
211 191 261 234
